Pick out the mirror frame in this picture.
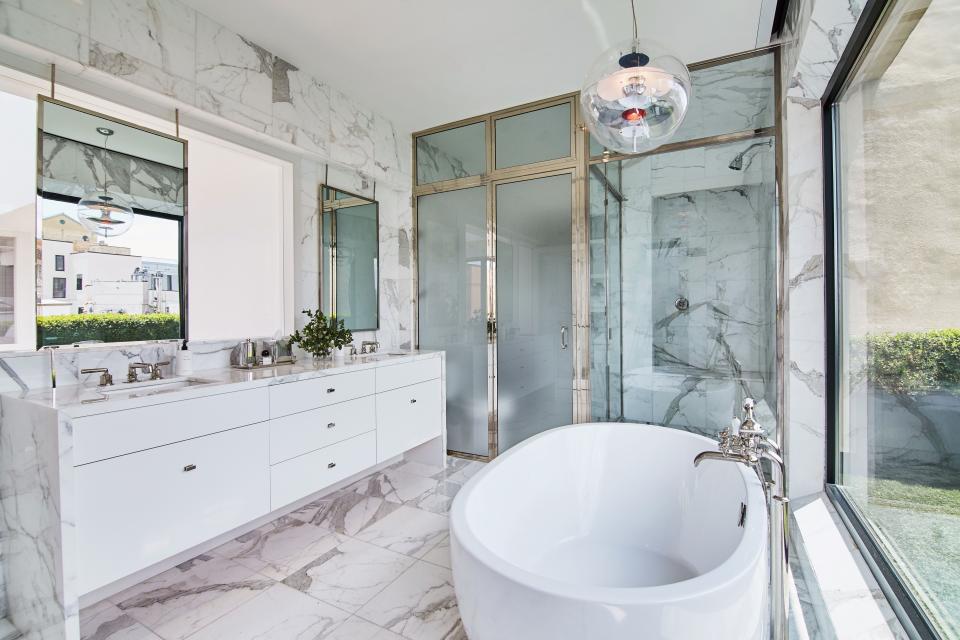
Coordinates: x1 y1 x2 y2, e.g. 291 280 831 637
318 184 379 332
35 95 189 347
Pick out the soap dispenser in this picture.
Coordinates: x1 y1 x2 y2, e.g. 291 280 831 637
175 340 193 376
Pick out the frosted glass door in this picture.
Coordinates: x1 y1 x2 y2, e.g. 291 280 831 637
417 187 490 456
495 174 574 451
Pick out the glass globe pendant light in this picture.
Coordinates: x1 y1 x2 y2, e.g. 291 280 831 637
77 126 134 238
580 0 692 154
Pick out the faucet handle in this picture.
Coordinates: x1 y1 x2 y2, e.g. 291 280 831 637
151 361 171 380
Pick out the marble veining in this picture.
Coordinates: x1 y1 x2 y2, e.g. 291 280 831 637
71 455 479 640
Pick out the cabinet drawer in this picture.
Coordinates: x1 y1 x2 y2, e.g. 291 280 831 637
270 396 375 464
376 379 442 463
74 388 269 465
269 369 375 418
376 357 441 393
271 431 376 509
77 423 270 594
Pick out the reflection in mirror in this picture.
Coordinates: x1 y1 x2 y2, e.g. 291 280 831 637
37 98 186 347
319 185 378 332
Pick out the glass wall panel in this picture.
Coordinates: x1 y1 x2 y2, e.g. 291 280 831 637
834 0 960 635
496 174 574 451
416 122 486 185
418 187 489 456
589 137 778 436
590 53 775 157
495 103 571 169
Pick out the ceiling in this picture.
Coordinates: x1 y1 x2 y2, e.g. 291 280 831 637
182 0 777 133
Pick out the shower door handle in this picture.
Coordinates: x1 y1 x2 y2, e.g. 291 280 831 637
560 325 568 350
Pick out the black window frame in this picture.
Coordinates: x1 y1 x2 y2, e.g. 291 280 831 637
54 254 65 271
823 0 948 637
76 273 83 290
52 277 67 299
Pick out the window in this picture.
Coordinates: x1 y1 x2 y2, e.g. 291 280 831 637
827 0 960 637
76 274 82 290
55 254 64 271
165 274 173 291
52 277 66 299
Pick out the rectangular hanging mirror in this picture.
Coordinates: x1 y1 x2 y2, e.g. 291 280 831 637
36 97 187 347
319 185 379 332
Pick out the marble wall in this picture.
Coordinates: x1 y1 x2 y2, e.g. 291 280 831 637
0 0 415 633
41 132 185 215
780 0 865 499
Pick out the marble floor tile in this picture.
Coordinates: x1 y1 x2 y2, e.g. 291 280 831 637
212 516 339 580
80 600 161 640
354 505 449 558
421 535 451 569
388 460 447 479
184 583 351 640
443 459 486 485
357 561 462 640
282 536 415 613
111 554 272 640
324 616 405 640
289 489 402 536
409 480 462 515
350 468 440 505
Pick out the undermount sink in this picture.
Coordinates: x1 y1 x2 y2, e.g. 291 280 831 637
97 376 215 397
359 352 407 360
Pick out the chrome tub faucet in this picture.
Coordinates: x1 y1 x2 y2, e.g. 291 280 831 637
694 398 789 640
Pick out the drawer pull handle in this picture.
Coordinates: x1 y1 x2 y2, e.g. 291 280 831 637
327 422 336 429
327 462 337 469
183 464 197 472
410 398 417 404
326 388 336 394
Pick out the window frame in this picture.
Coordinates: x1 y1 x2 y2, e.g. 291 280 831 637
54 254 65 271
52 277 66 299
823 0 948 637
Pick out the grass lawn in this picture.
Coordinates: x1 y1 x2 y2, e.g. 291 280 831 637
870 477 960 517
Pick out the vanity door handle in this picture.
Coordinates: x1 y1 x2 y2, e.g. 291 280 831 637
327 462 336 469
560 325 569 350
410 398 417 404
183 464 197 472
326 388 336 394
327 422 336 429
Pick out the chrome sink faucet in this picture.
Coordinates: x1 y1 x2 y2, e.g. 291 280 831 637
694 398 789 640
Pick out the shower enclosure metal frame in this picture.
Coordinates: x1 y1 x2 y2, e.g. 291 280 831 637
413 45 786 469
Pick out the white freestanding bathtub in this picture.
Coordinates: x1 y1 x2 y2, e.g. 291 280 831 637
450 423 768 640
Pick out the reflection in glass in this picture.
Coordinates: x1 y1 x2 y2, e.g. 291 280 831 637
496 174 574 451
416 122 486 185
37 98 185 346
319 186 379 332
495 103 571 169
834 0 960 634
417 187 488 456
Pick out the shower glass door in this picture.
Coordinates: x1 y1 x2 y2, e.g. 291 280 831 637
495 173 574 451
417 187 490 457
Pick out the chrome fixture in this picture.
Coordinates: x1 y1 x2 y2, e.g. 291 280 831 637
694 398 789 640
149 361 170 380
126 362 154 383
674 296 689 312
580 0 691 154
81 367 114 386
360 340 380 354
77 126 135 237
728 140 773 171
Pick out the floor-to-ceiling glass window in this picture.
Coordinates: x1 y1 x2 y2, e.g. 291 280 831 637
588 51 781 438
828 0 960 636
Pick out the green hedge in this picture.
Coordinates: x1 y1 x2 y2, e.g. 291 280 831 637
865 329 960 395
37 313 180 346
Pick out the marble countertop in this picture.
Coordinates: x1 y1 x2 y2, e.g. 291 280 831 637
3 350 442 418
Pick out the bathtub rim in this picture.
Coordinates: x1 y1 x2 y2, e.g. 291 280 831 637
450 422 769 605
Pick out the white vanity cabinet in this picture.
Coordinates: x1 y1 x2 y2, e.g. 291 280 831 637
69 353 443 596
76 422 270 594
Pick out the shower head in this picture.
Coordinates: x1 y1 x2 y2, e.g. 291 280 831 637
728 140 773 171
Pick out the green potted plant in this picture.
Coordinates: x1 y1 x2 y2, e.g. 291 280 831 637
288 309 353 364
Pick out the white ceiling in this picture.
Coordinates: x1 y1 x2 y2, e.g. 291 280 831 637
182 0 776 133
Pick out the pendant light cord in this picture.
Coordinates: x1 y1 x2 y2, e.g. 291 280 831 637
630 0 638 41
